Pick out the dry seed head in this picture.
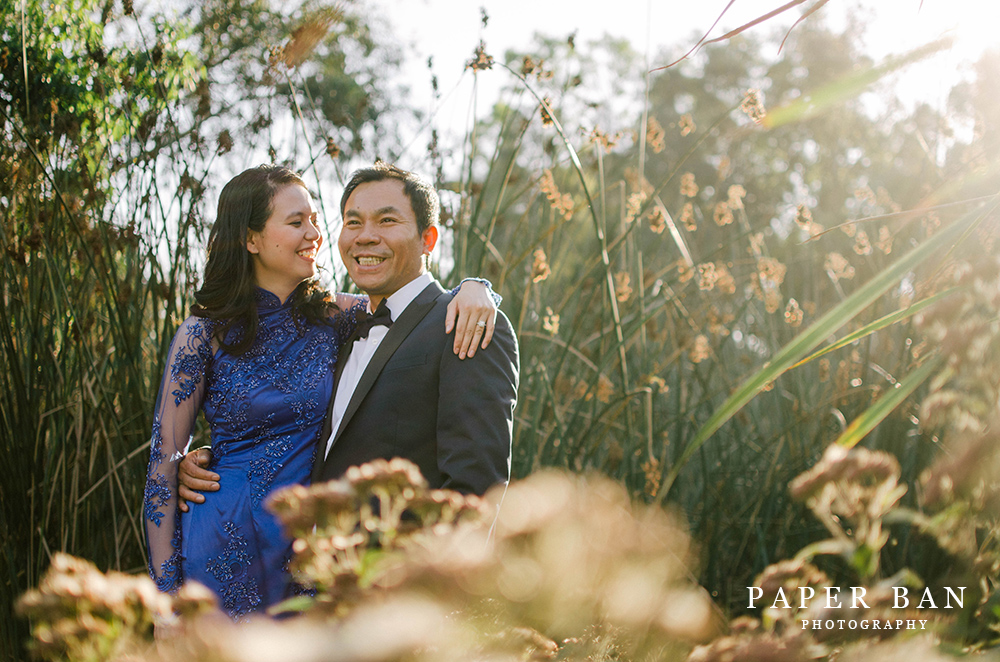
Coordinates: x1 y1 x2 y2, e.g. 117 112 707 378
825 252 856 281
757 258 787 286
596 374 615 403
614 271 633 302
647 206 667 234
784 298 803 327
531 248 552 283
717 155 732 180
282 9 342 67
542 307 560 336
855 186 877 206
689 335 710 363
466 40 494 71
346 457 428 493
539 170 574 220
713 201 734 226
875 225 892 255
677 260 695 284
714 263 736 294
325 137 341 159
739 89 766 124
539 99 554 126
646 117 665 153
680 172 699 198
697 262 718 291
794 204 812 226
680 202 696 231
520 55 537 76
586 126 621 150
216 129 233 155
727 185 746 210
763 288 782 314
789 445 901 503
625 191 646 222
679 113 696 136
642 456 661 497
854 229 872 255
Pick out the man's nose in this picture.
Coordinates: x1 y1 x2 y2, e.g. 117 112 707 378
355 221 380 244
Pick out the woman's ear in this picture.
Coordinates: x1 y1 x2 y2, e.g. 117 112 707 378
246 230 260 255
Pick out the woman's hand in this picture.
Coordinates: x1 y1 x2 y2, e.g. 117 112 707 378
446 280 498 359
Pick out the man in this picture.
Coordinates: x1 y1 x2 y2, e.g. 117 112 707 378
178 163 518 498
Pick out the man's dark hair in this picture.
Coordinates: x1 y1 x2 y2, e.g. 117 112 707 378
340 162 440 234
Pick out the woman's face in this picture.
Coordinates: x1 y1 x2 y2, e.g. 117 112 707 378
246 183 322 301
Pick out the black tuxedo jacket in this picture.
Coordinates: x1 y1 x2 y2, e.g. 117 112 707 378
311 281 519 495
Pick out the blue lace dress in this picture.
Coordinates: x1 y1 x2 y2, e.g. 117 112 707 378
143 288 362 619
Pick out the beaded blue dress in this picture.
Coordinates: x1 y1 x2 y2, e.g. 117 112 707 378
143 288 362 619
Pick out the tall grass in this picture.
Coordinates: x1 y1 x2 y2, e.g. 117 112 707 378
0 1 395 657
437 23 1000 613
3 3 999 659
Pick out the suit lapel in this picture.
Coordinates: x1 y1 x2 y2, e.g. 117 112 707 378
324 281 446 460
312 339 354 483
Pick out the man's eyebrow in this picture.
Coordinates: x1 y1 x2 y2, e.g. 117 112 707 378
345 206 401 218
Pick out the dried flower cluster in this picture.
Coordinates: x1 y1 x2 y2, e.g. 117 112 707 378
281 9 342 68
824 252 856 281
740 89 766 124
16 553 216 661
916 257 1000 437
465 40 494 71
646 117 665 153
389 470 720 660
539 169 574 220
679 113 696 137
680 172 699 198
265 458 489 615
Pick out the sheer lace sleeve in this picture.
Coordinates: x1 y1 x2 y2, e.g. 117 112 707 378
143 316 214 592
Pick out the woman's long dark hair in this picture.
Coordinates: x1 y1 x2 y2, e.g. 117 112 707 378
192 165 335 355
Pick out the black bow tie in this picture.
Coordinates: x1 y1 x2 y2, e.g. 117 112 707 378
352 300 393 341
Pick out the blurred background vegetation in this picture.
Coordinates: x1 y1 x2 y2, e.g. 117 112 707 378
2 0 998 659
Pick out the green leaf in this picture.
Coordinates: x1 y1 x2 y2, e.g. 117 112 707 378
792 287 960 369
266 594 317 616
834 354 946 449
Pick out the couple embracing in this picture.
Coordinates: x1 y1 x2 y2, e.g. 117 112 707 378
143 163 519 619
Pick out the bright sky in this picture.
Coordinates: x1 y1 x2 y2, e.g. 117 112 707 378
379 0 993 124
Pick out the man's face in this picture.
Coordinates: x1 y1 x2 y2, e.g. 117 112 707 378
339 179 438 308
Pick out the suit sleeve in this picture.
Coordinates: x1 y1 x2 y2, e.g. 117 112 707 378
435 309 519 495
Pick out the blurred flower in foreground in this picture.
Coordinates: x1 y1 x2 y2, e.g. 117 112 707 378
16 553 216 661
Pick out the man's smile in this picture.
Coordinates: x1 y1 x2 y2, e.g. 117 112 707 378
355 256 387 267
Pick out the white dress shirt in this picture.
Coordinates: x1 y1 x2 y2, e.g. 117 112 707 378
323 272 434 460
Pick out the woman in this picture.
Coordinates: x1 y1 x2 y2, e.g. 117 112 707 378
143 165 496 619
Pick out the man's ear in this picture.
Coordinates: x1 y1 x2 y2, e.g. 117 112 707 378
421 225 439 254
